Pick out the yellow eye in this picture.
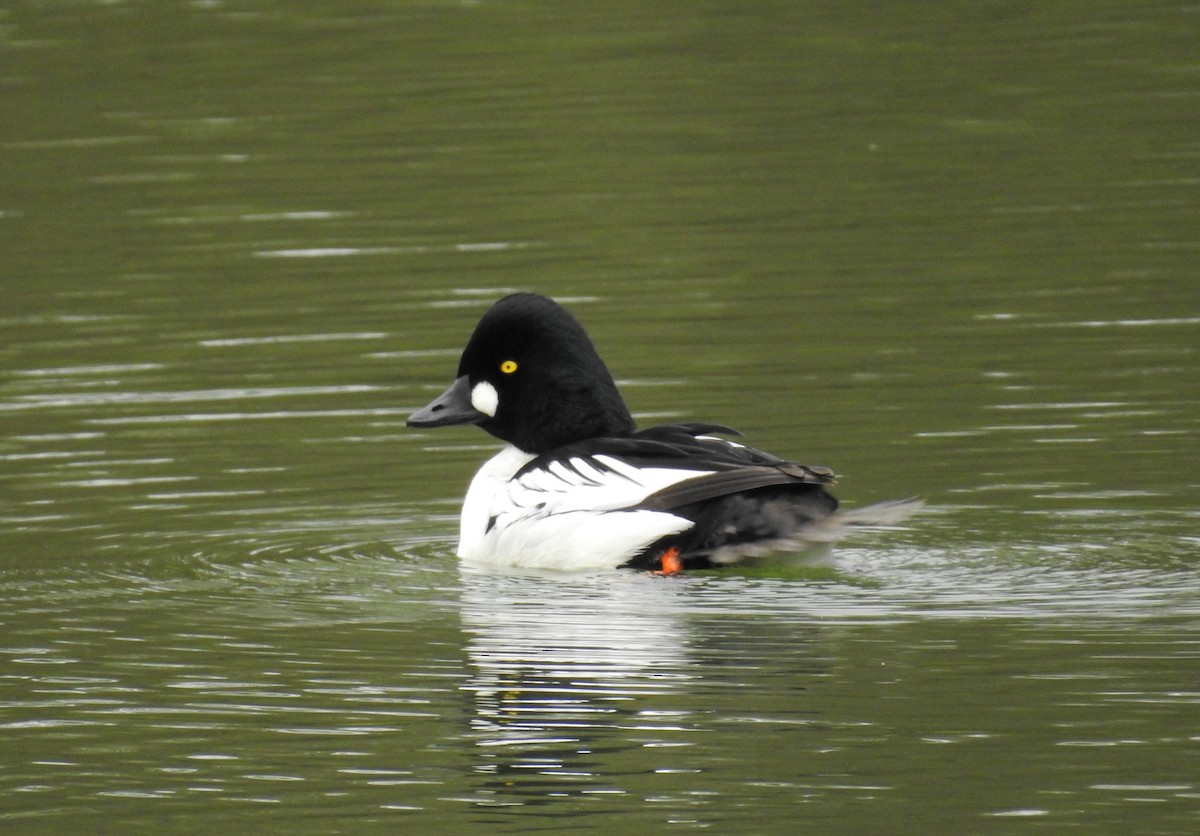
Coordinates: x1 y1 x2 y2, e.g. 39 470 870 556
499 359 518 374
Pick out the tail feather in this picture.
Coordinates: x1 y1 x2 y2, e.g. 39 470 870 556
829 497 926 528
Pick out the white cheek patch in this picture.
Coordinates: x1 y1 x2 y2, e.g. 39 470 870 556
470 381 499 417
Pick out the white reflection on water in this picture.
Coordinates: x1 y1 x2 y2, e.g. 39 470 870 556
457 566 703 800
1 384 383 411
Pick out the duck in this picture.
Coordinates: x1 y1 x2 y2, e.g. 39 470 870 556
406 293 921 572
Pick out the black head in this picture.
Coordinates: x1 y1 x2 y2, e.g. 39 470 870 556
406 293 636 453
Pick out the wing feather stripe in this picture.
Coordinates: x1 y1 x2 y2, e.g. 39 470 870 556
637 466 834 511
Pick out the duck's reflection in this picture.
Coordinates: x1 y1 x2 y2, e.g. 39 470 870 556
457 565 701 804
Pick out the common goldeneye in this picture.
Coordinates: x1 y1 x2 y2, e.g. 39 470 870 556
407 293 921 572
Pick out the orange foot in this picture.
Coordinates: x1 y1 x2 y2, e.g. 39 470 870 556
656 546 683 576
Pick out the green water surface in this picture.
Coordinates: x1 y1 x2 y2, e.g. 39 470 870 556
2 2 1197 833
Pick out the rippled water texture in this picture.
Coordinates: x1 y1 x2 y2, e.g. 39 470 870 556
2 2 1198 833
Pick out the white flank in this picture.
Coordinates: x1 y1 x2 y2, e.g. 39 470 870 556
456 445 704 570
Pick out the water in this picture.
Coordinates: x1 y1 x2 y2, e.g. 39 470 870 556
2 1 1198 833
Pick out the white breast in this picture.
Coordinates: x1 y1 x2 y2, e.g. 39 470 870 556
456 445 700 570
